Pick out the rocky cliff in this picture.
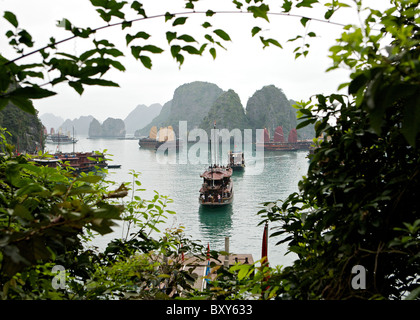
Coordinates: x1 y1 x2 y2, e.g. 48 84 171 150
88 117 126 138
200 89 249 133
60 115 95 136
0 103 44 153
166 81 224 132
246 85 297 136
124 103 162 134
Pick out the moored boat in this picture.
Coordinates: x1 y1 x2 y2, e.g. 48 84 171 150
31 151 107 174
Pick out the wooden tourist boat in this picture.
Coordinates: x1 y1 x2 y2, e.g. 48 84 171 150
228 151 245 170
199 122 233 206
199 165 233 206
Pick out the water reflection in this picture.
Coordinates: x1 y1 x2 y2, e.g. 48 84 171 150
198 204 233 249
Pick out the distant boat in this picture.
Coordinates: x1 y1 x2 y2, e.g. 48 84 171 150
138 125 182 149
46 133 78 145
31 151 107 174
256 126 311 151
228 151 245 170
138 126 158 148
199 122 233 206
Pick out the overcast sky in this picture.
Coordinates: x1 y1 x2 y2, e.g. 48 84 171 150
1 0 390 122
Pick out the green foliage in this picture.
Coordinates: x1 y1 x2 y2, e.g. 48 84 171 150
2 0 420 301
0 144 209 299
256 0 420 300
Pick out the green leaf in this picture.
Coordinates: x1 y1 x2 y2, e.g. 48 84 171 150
139 55 152 69
182 45 201 55
206 10 215 17
213 29 231 41
177 34 197 43
126 31 150 45
282 0 293 12
18 30 34 47
9 86 56 99
4 11 18 28
260 37 282 49
131 0 146 17
209 47 216 60
202 22 212 28
108 59 126 71
131 45 142 59
251 26 262 37
142 45 164 54
90 0 108 7
69 81 84 95
9 96 36 115
122 20 132 29
165 12 175 22
170 45 181 57
248 4 270 22
166 31 177 44
325 9 334 20
173 17 188 26
348 72 368 95
300 17 310 27
296 0 319 8
233 0 243 9
81 78 119 87
205 34 214 43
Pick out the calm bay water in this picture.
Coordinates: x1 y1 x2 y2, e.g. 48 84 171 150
47 137 309 267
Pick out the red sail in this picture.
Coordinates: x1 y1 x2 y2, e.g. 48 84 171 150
274 126 284 143
288 128 298 143
264 128 270 143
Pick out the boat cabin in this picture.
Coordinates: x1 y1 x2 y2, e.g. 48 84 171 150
199 165 233 206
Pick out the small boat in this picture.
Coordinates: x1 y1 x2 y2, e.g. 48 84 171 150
106 164 121 169
228 151 245 170
199 165 233 206
199 122 233 206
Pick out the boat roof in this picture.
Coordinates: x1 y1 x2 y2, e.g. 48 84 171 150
200 167 232 180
